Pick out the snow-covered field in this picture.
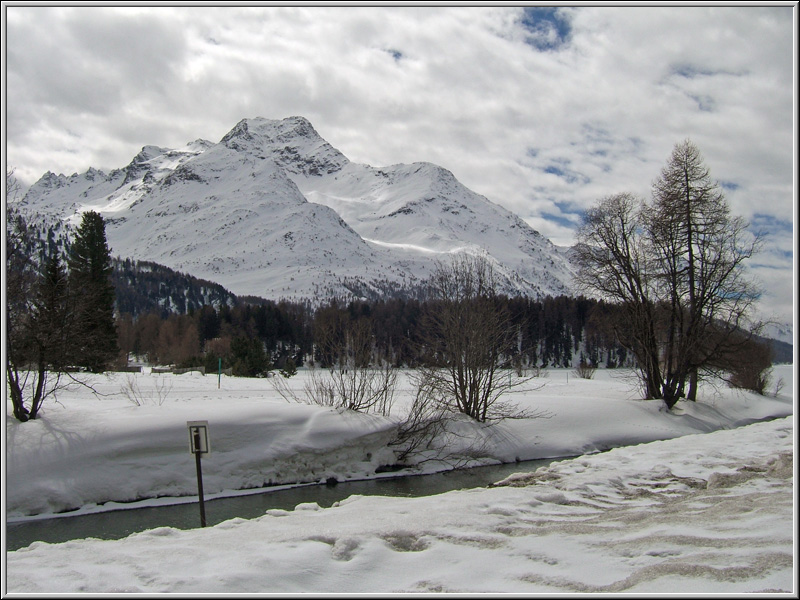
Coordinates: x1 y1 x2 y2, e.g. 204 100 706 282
4 365 796 594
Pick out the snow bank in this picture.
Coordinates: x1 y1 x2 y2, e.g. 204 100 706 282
5 366 793 520
6 415 794 594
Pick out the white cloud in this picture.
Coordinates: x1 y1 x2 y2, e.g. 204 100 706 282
5 5 794 322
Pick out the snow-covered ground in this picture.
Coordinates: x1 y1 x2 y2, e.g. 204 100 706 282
4 365 795 594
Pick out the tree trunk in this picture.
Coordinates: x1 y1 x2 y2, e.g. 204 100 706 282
687 369 698 401
28 358 47 420
663 392 681 410
6 365 30 422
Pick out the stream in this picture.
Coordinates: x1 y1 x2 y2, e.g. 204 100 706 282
6 457 565 551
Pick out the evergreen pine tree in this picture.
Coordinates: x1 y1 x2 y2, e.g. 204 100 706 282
280 356 298 378
68 211 118 372
36 253 72 369
23 253 74 419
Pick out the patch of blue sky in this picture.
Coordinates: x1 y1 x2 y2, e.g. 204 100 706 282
519 7 572 52
578 123 616 159
543 164 590 185
670 63 743 79
554 200 584 218
715 289 761 302
576 125 645 164
751 250 793 266
628 136 645 151
541 210 578 230
720 181 740 191
581 123 613 145
671 64 719 79
689 94 716 112
384 48 403 61
751 213 793 234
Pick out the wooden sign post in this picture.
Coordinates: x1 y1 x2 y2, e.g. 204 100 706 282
187 421 210 527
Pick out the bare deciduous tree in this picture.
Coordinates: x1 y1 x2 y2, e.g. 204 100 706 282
573 361 596 380
415 254 540 422
387 375 450 463
574 141 763 409
120 374 173 406
273 317 396 415
573 193 664 400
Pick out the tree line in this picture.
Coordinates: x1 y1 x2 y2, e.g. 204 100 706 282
114 291 635 377
112 258 239 318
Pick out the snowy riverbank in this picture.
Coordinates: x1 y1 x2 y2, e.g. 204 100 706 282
6 366 793 520
4 365 795 593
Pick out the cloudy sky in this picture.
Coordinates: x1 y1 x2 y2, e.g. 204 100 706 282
4 4 796 324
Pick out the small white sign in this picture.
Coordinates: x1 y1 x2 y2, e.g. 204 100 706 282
187 421 210 455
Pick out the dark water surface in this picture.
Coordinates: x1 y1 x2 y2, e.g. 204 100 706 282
7 457 564 551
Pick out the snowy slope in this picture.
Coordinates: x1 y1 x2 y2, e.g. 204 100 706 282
298 159 573 297
105 136 396 300
18 140 212 220
14 116 574 301
217 116 574 297
762 321 795 346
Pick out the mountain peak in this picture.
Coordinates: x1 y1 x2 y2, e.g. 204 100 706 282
182 139 214 153
36 171 67 188
221 116 318 146
221 116 349 176
252 115 319 142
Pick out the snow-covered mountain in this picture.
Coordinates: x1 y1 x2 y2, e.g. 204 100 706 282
13 117 575 301
761 321 794 347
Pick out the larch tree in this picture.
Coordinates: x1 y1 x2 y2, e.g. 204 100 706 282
648 139 763 403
